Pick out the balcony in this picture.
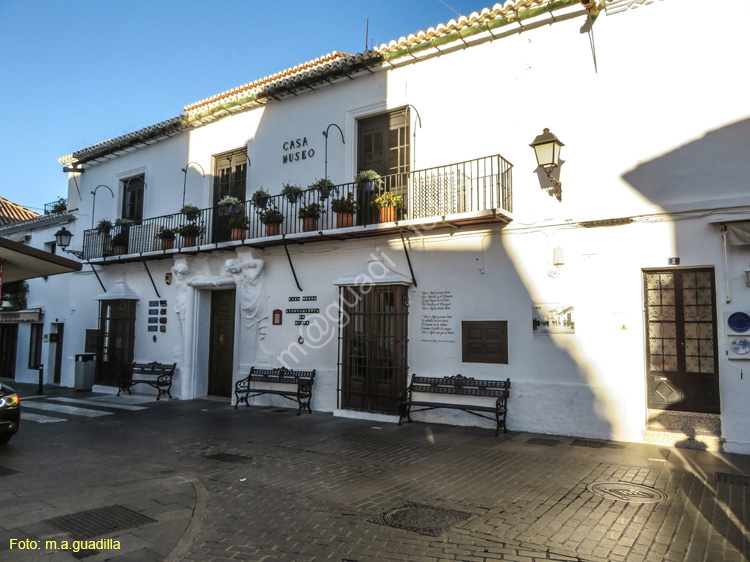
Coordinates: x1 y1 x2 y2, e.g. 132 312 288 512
82 154 512 261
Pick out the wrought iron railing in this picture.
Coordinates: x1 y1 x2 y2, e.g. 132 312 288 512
44 198 67 215
82 154 512 259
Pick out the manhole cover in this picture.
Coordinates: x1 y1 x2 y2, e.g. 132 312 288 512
571 439 625 449
526 438 560 446
587 482 667 503
368 502 471 536
204 453 251 463
716 472 750 486
47 505 157 539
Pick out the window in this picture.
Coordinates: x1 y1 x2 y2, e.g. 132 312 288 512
44 241 56 255
462 321 508 364
28 323 43 369
121 174 145 222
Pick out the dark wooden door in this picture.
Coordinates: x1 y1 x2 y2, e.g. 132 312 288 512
208 290 235 397
340 285 408 414
212 151 247 243
53 324 64 384
97 300 136 387
0 324 18 379
644 268 720 413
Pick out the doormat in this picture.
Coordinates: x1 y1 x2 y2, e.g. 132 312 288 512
715 472 750 486
571 439 625 449
526 438 561 446
368 502 471 536
587 482 666 503
204 452 251 463
46 505 157 540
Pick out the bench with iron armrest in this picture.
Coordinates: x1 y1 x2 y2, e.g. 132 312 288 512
234 366 316 416
398 374 510 436
117 362 177 400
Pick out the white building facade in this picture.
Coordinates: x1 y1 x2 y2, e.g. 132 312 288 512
7 0 750 452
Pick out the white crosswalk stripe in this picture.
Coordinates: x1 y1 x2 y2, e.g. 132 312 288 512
21 401 112 418
20 412 67 423
47 397 147 411
19 394 156 424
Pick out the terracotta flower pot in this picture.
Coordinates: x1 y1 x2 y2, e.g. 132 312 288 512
265 223 281 236
302 218 318 232
113 245 127 256
336 213 354 228
160 238 174 250
379 207 397 223
230 228 245 241
182 235 197 247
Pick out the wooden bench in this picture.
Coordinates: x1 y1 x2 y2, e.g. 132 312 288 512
234 366 316 416
117 361 176 400
398 374 510 436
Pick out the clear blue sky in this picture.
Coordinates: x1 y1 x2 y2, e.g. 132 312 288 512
0 0 499 214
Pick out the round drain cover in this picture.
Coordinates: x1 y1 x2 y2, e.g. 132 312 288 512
587 482 667 503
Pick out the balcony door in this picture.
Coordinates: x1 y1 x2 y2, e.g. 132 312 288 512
644 268 720 414
357 109 410 223
212 150 247 243
339 284 408 415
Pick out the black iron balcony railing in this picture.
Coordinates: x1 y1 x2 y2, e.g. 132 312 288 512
44 198 67 215
82 154 512 259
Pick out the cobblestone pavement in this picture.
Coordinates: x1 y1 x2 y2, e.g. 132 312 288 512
1 384 749 561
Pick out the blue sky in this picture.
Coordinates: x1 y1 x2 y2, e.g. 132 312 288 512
0 0 500 214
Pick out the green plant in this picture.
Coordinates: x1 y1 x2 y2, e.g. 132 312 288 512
260 207 284 224
331 193 359 214
180 204 201 221
1 281 28 309
281 183 303 204
156 227 175 240
228 213 250 229
354 169 383 189
112 232 129 246
372 191 403 209
217 195 242 207
52 199 67 213
177 223 202 237
309 178 337 198
96 219 113 234
298 202 324 219
251 188 271 207
114 218 133 227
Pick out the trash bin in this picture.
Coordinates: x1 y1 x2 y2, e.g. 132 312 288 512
74 354 96 390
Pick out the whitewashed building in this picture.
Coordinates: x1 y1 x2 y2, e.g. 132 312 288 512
7 0 750 452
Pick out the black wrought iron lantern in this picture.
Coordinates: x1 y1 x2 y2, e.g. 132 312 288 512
54 227 73 250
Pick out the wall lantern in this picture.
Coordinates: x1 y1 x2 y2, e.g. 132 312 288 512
530 128 564 201
53 227 74 251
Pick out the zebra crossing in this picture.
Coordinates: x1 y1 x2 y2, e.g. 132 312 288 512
20 394 154 424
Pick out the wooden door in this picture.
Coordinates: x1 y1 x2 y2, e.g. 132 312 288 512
340 285 408 414
208 290 235 397
644 268 720 413
0 324 18 379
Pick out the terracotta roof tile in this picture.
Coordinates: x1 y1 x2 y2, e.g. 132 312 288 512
0 196 40 227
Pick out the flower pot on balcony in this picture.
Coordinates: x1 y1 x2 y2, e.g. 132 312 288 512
379 207 397 223
266 223 281 236
182 235 197 247
336 213 354 228
113 244 127 256
302 218 318 232
231 227 246 241
161 238 174 250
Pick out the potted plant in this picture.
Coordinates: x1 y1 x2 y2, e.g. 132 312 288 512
177 223 202 247
180 204 201 221
331 193 359 228
156 227 176 250
260 207 284 236
111 232 129 255
372 190 402 223
228 212 250 241
281 183 303 204
298 202 324 232
309 178 336 199
96 219 113 234
52 199 67 213
114 218 134 237
354 170 383 192
217 195 242 214
251 187 271 209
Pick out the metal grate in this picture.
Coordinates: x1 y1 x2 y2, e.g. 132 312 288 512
47 505 156 540
369 502 471 536
716 472 750 486
526 438 561 446
204 452 251 463
587 482 666 503
571 439 624 449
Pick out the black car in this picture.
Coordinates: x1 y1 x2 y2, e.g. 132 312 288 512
0 382 20 444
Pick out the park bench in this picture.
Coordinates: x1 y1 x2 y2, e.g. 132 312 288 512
398 374 510 436
117 361 177 400
234 366 316 416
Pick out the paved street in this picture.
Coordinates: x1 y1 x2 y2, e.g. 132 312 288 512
1 382 749 562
